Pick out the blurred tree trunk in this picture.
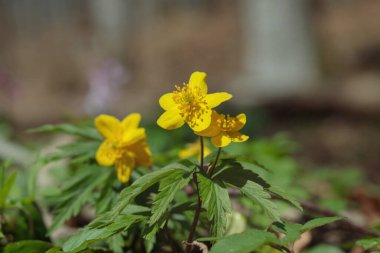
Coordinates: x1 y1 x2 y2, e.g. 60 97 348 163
237 0 320 104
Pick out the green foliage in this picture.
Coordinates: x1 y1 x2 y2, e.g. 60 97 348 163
47 165 112 234
209 229 278 253
303 244 345 253
301 217 342 231
0 161 16 208
110 162 193 219
4 119 355 253
356 237 380 250
149 169 192 225
271 217 341 246
198 173 231 238
211 217 340 253
63 214 145 252
29 123 101 140
2 240 53 253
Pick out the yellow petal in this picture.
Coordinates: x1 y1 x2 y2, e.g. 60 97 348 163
229 132 249 143
205 92 233 108
95 114 121 139
159 93 177 111
211 133 232 147
121 113 141 131
187 107 212 132
178 144 197 159
157 110 185 130
96 140 117 166
128 140 153 167
115 154 135 183
232 113 247 131
122 128 146 146
188 71 208 95
195 111 221 137
203 144 212 158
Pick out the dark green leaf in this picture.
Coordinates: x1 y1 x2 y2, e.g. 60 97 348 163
110 163 192 219
269 185 302 211
210 229 277 253
301 217 341 232
48 166 111 234
272 222 302 244
3 240 53 253
106 234 124 253
198 173 231 238
356 237 380 250
303 244 344 253
63 214 144 252
239 181 281 222
149 169 191 225
214 159 270 188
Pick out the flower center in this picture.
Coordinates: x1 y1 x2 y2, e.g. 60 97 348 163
172 84 208 128
217 115 236 132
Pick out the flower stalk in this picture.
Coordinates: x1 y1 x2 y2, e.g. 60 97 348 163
185 137 204 253
208 147 221 176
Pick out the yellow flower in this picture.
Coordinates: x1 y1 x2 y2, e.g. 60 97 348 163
178 139 212 161
95 113 153 183
196 111 249 147
157 71 232 132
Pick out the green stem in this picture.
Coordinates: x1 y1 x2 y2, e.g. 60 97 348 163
185 173 202 253
185 137 205 253
199 137 204 171
208 147 222 176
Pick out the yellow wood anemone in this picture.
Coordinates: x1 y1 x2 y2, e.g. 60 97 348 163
95 113 153 183
157 71 232 132
196 111 249 147
178 139 212 161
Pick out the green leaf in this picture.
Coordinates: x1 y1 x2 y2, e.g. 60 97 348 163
212 159 280 221
29 123 101 140
356 238 380 250
149 169 191 225
63 214 144 252
106 234 124 253
95 173 117 214
48 166 111 234
272 222 303 244
45 247 63 253
210 229 277 253
214 159 270 188
110 162 192 219
239 181 281 222
269 185 302 211
303 244 344 253
3 240 53 253
198 173 231 238
301 217 341 232
0 170 16 208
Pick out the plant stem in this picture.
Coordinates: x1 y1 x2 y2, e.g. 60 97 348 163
208 147 221 176
185 173 202 253
185 137 205 253
199 137 204 171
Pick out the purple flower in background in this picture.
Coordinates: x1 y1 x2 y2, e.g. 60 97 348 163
83 59 129 115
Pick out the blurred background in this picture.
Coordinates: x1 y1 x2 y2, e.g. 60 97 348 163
0 0 380 182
